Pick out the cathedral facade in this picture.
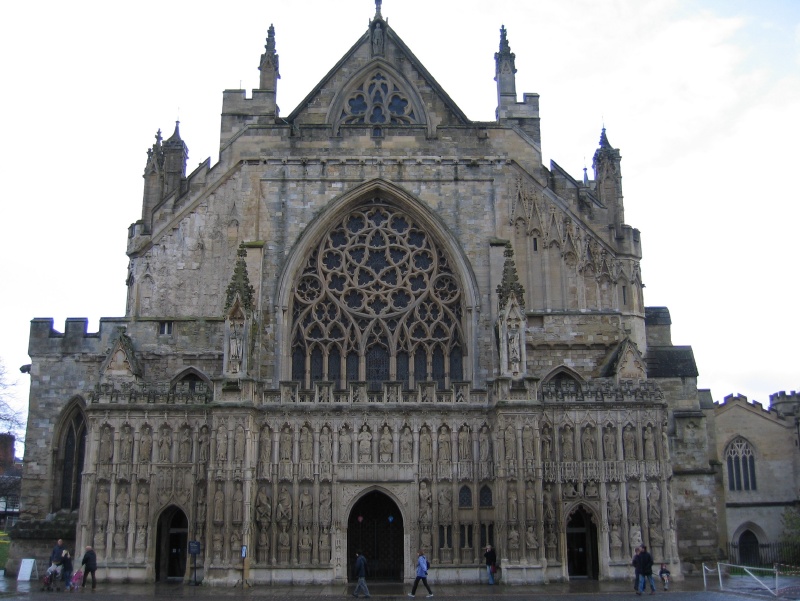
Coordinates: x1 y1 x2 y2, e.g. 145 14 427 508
11 3 722 585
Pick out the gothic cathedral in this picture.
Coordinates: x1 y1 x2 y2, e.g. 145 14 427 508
11 3 722 585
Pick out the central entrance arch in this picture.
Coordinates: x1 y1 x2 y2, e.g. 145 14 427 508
155 506 188 582
347 490 404 582
566 505 599 579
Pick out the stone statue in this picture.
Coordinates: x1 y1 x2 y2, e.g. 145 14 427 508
300 426 312 462
627 486 640 525
199 426 209 463
661 429 670 461
233 482 244 522
438 427 451 463
526 525 539 549
644 425 656 461
214 484 225 523
522 427 533 460
508 525 520 549
438 486 452 522
228 319 243 373
234 426 246 462
358 425 372 463
179 428 191 463
585 481 598 497
99 426 113 463
504 426 516 461
561 425 574 461
607 484 622 525
159 427 172 462
116 486 130 526
139 428 152 463
96 485 110 524
255 487 272 529
648 482 661 521
508 325 521 363
120 426 133 463
299 487 313 525
479 426 490 462
420 428 433 463
277 486 292 523
400 427 413 463
320 426 332 464
217 426 229 463
623 425 636 460
379 426 393 463
525 482 535 521
543 484 555 523
280 428 292 462
582 427 595 460
319 486 332 526
372 23 384 55
454 426 469 462
259 429 271 464
339 428 352 463
136 487 149 523
603 426 616 461
419 482 432 523
541 426 552 461
508 488 518 521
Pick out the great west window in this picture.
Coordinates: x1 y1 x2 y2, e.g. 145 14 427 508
291 200 464 390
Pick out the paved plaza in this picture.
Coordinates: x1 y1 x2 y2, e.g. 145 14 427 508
1 576 797 601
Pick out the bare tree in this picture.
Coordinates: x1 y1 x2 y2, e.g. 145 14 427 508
0 360 24 433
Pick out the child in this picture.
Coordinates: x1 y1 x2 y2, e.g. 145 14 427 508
659 563 671 591
61 549 74 592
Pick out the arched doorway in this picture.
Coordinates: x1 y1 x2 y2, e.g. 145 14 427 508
347 490 404 582
739 529 760 566
566 506 599 579
155 506 188 581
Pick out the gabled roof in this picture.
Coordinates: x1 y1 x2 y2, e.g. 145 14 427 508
286 16 470 125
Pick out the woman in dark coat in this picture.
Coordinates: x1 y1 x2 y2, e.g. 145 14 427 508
81 546 97 589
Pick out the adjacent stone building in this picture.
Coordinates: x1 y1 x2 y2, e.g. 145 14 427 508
10 2 722 585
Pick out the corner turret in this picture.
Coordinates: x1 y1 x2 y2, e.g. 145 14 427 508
592 128 624 228
494 26 540 144
258 24 280 94
141 129 163 228
162 121 188 201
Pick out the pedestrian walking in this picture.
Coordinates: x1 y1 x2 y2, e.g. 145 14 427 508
351 550 371 598
637 544 656 595
484 544 497 585
408 549 433 598
60 549 74 592
631 546 642 592
81 545 98 590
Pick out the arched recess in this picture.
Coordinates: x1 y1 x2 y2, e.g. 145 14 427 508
52 397 88 512
170 367 212 398
565 503 599 579
274 178 480 388
155 505 189 581
327 60 430 136
345 487 405 582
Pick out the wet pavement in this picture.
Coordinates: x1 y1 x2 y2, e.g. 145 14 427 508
2 575 799 601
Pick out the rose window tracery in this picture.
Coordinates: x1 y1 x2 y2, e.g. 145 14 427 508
291 200 464 390
339 72 417 128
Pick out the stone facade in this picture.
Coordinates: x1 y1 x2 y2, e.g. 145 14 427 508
11 3 722 585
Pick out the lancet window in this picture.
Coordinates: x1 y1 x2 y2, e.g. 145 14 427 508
55 406 86 511
291 200 465 390
726 437 757 491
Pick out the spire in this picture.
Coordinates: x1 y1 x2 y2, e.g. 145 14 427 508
225 244 256 312
162 120 188 200
496 242 526 311
259 24 280 91
495 25 517 118
592 127 625 226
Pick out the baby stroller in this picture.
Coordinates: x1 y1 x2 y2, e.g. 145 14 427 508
70 570 84 591
41 563 62 591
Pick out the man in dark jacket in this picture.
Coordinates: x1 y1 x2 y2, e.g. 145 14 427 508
352 550 370 598
49 539 65 566
631 546 642 592
637 544 656 595
81 546 98 590
484 545 497 585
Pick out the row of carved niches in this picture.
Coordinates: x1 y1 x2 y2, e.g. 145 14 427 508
92 420 669 471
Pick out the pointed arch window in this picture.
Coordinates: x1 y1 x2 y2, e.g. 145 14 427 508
726 437 757 491
55 405 87 511
291 200 465 391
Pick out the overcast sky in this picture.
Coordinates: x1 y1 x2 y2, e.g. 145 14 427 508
1 0 798 440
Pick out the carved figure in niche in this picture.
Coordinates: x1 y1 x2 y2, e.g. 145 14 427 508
420 428 433 463
419 482 432 524
504 426 516 461
213 484 225 522
339 427 352 463
176 428 189 463
650 525 664 546
585 481 598 497
319 527 331 560
508 324 522 363
259 527 270 561
508 489 518 521
196 486 207 524
400 427 413 463
609 525 622 552
229 319 243 373
255 486 272 529
99 426 113 463
662 429 670 461
420 525 432 552
116 486 130 526
458 426 471 461
234 426 246 462
231 529 242 556
627 486 640 525
522 427 533 461
217 424 229 463
199 426 209 463
623 425 636 460
259 429 271 464
438 486 452 522
563 482 577 498
93 524 106 549
508 525 520 549
648 482 661 521
299 487 313 525
114 529 125 554
120 426 133 463
525 482 535 521
542 484 555 522
438 427 451 463
643 425 656 461
135 525 147 550
603 426 616 461
299 526 312 551
479 426 490 462
526 525 539 549
379 426 393 463
372 22 384 55
233 482 244 522
277 486 292 523
95 484 110 524
319 486 332 526
136 486 149 523
540 426 552 462
630 524 642 549
212 531 223 560
320 426 332 464
561 425 574 461
278 525 290 549
582 427 595 460
280 428 292 462
607 484 622 525
159 427 172 462
299 426 312 462
358 425 372 463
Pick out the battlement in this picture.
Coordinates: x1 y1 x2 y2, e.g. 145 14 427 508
28 317 128 356
769 390 800 418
